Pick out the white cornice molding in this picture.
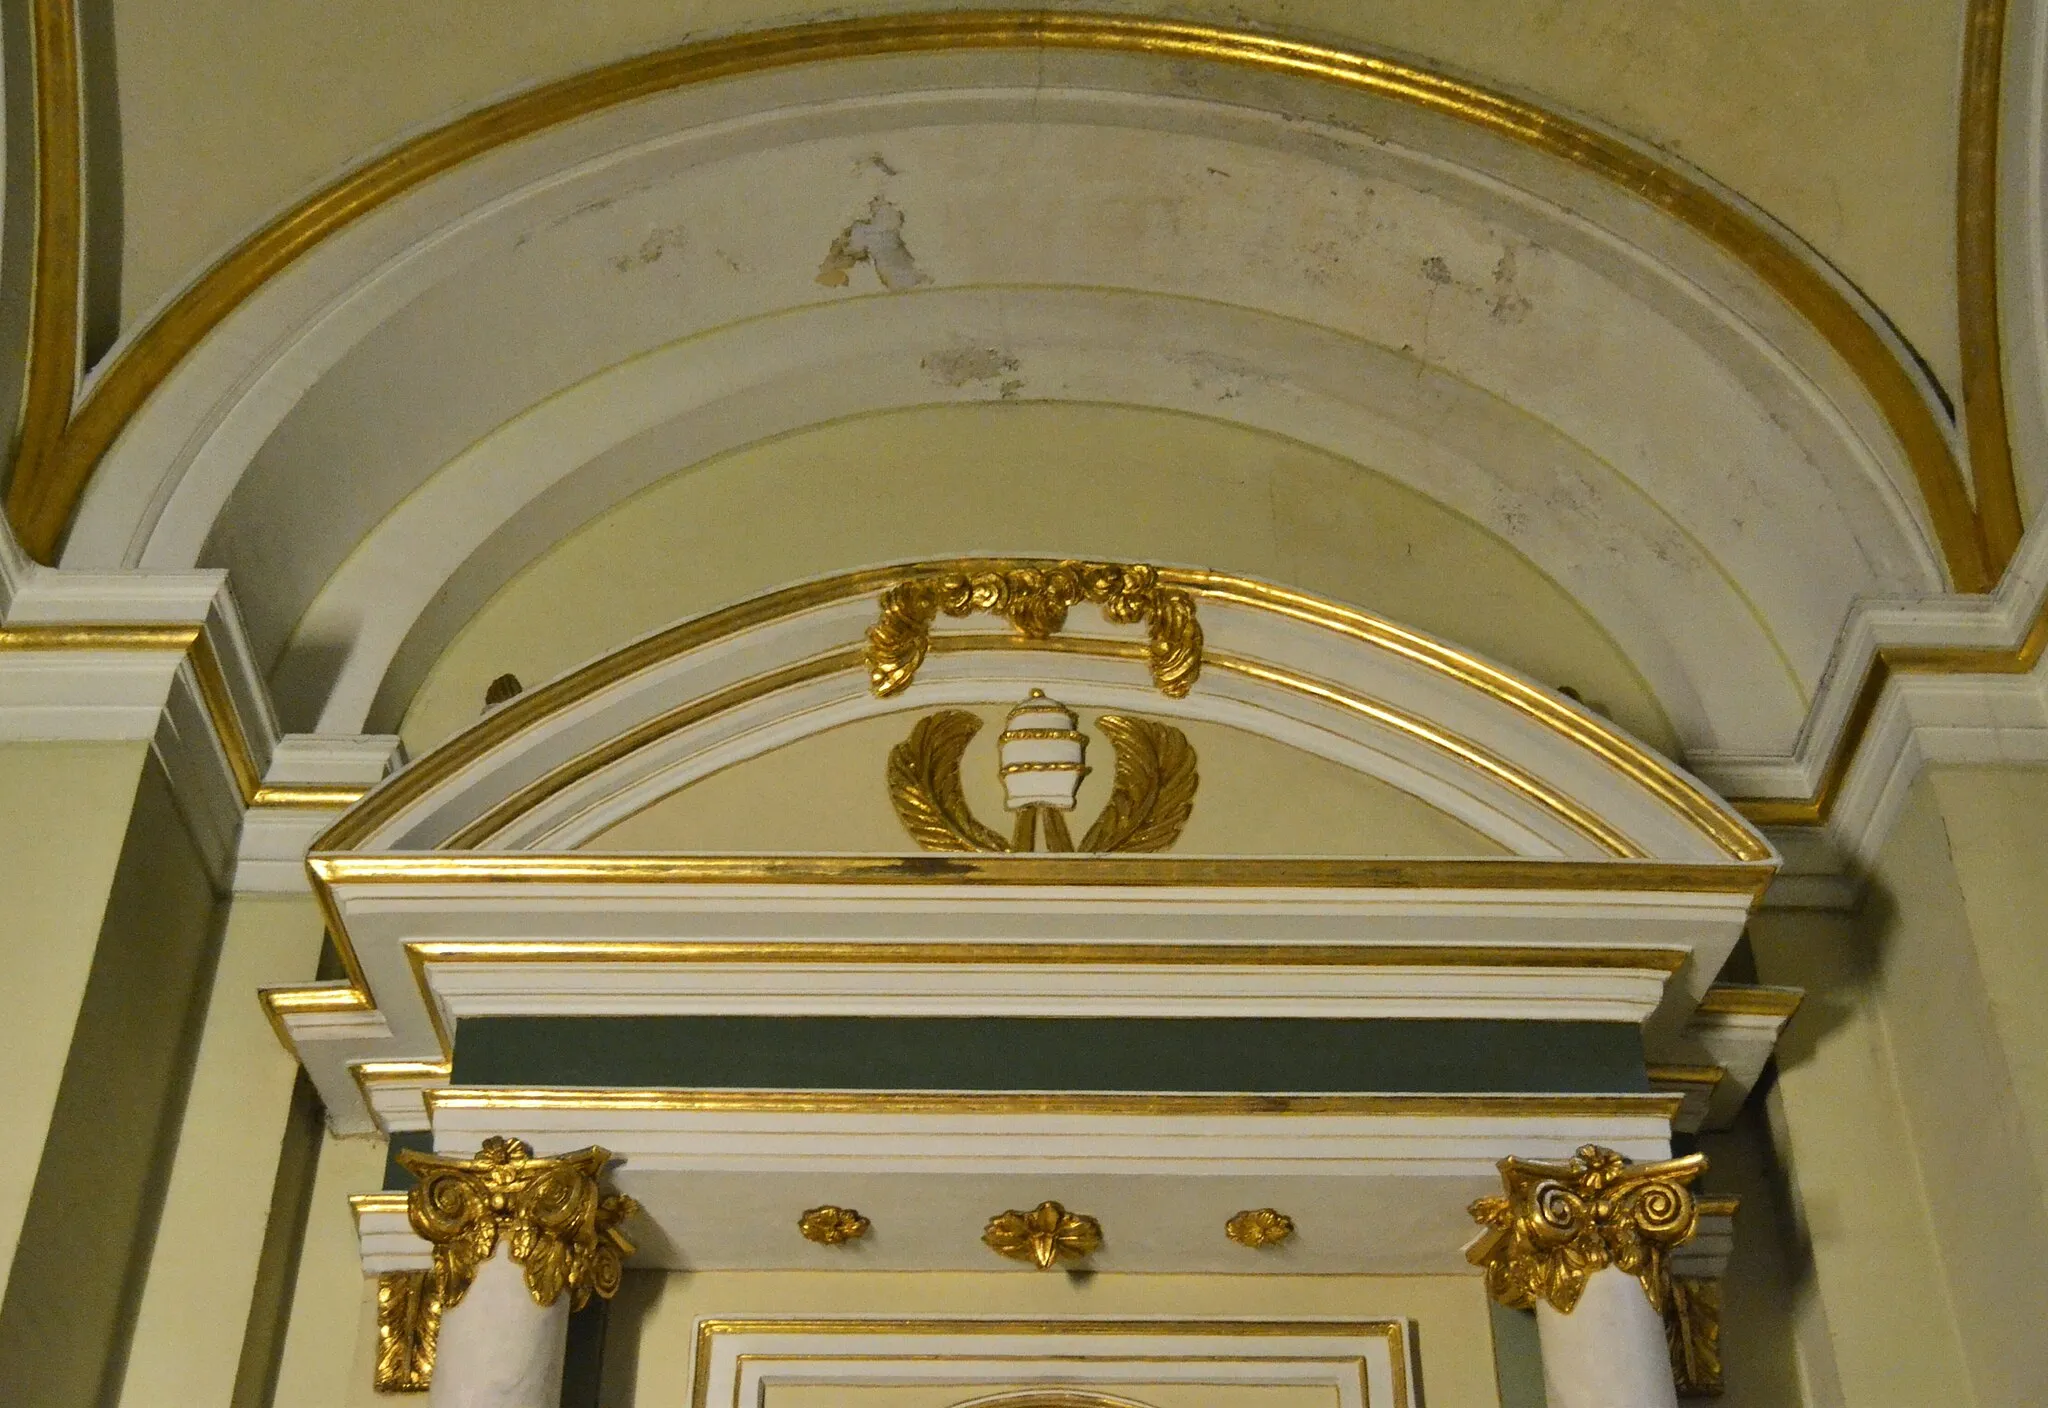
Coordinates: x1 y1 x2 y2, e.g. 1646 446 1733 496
1740 522 2048 904
0 558 279 886
1698 516 2048 809
233 733 404 893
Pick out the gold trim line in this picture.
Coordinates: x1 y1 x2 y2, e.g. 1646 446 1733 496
310 851 1777 895
1693 984 1804 1018
6 0 84 549
423 1086 1688 1120
1959 0 2022 569
402 938 1693 972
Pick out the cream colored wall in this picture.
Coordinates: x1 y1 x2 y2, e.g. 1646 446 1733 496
402 403 1672 756
271 1129 389 1408
110 0 1966 391
0 740 147 1285
0 752 223 1406
1748 904 1966 1406
1917 765 2048 1198
1856 773 2048 1405
0 749 151 1277
588 709 1507 855
600 1270 1502 1408
1694 1104 1815 1408
113 892 329 1408
1750 767 2048 1406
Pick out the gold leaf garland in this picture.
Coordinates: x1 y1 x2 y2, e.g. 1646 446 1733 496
1466 1144 1706 1315
866 561 1201 699
397 1135 639 1312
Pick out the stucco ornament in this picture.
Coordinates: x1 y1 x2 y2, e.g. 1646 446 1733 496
397 1136 639 1310
865 560 1202 699
983 1200 1103 1268
1466 1144 1706 1314
888 695 1196 853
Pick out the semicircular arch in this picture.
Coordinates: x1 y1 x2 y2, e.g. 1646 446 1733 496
37 19 1967 782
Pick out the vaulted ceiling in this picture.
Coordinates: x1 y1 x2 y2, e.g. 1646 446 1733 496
5 0 2042 835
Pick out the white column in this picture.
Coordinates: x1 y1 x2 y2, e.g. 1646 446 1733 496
1466 1144 1706 1408
1535 1265 1679 1408
429 1243 570 1408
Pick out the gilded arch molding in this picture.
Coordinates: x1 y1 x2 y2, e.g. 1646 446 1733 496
0 3 2005 590
310 560 1770 867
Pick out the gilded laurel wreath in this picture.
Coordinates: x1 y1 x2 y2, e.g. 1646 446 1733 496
866 561 1202 699
397 1135 639 1313
1465 1144 1706 1314
887 710 1196 853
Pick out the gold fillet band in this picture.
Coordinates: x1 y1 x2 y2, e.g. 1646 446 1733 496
311 851 1776 893
1959 0 2021 568
314 560 1760 860
351 1059 455 1117
425 1087 1688 1120
1646 1063 1726 1089
401 938 1694 971
691 1319 1409 1408
1692 984 1804 1019
4 7 1994 598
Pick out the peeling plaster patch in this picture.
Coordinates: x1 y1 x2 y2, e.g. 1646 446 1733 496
610 225 687 273
922 343 1020 390
1490 247 1534 324
1420 255 1454 286
817 198 931 292
860 153 900 176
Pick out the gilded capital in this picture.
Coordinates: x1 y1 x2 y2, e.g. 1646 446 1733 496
397 1135 639 1311
1466 1144 1706 1314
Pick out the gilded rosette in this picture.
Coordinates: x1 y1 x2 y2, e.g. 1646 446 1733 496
798 1205 871 1245
983 1200 1103 1268
1466 1143 1706 1314
1225 1208 1296 1248
397 1135 639 1311
865 560 1201 699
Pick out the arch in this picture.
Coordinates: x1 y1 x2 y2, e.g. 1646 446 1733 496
318 562 1769 865
13 17 1966 784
